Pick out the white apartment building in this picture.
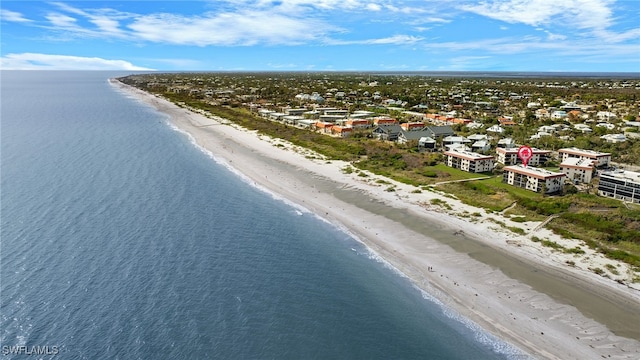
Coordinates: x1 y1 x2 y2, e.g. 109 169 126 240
558 147 611 168
444 149 495 173
496 147 551 166
503 165 566 193
559 158 596 184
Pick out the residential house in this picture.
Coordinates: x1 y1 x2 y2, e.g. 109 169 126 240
314 121 333 134
496 138 516 149
372 117 398 125
284 108 307 116
467 134 489 142
444 149 494 173
258 109 275 118
573 124 592 133
345 119 371 129
535 109 549 118
558 147 611 168
372 124 403 141
401 122 426 131
498 116 517 126
598 170 640 203
503 165 566 194
596 122 615 130
538 125 556 134
486 124 504 133
283 115 304 125
551 110 568 119
296 119 315 129
268 112 286 122
471 139 491 153
449 118 473 125
596 111 617 121
418 137 437 151
601 134 627 143
423 125 455 139
425 113 442 123
319 115 346 123
466 121 484 130
331 126 353 137
324 109 349 116
442 136 470 150
398 129 437 144
352 110 376 118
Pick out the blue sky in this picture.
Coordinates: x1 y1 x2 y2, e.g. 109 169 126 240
1 0 639 71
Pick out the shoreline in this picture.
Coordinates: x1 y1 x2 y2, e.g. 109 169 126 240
112 79 640 359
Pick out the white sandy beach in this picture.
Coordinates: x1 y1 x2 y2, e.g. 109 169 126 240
113 79 640 360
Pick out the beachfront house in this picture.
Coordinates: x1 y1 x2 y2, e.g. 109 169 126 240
503 165 566 194
444 149 495 173
345 118 371 129
372 124 403 141
331 126 353 138
398 129 435 144
314 121 334 134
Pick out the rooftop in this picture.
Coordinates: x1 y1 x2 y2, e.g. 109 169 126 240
445 149 494 161
600 170 640 182
504 165 565 179
559 147 611 157
560 157 595 169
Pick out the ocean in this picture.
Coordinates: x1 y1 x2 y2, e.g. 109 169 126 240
1 71 524 359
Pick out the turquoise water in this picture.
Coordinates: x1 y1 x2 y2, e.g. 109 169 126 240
1 71 524 359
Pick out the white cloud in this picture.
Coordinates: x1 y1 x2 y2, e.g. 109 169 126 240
1 9 33 23
459 0 640 44
327 34 424 45
366 3 382 11
460 0 615 32
0 53 154 70
366 34 424 44
36 2 336 46
46 12 78 28
127 10 330 46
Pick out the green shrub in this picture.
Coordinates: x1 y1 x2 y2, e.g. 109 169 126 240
542 240 564 250
564 247 585 255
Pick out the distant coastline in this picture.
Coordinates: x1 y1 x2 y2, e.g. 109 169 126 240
118 70 640 79
368 71 640 79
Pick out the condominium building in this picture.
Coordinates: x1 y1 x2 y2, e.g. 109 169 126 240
496 147 551 166
559 158 596 184
598 170 640 203
558 147 611 168
444 149 495 173
503 165 566 193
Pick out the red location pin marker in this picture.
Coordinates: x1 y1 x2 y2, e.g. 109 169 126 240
517 145 533 167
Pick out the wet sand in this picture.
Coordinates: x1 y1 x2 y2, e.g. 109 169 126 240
113 79 640 359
